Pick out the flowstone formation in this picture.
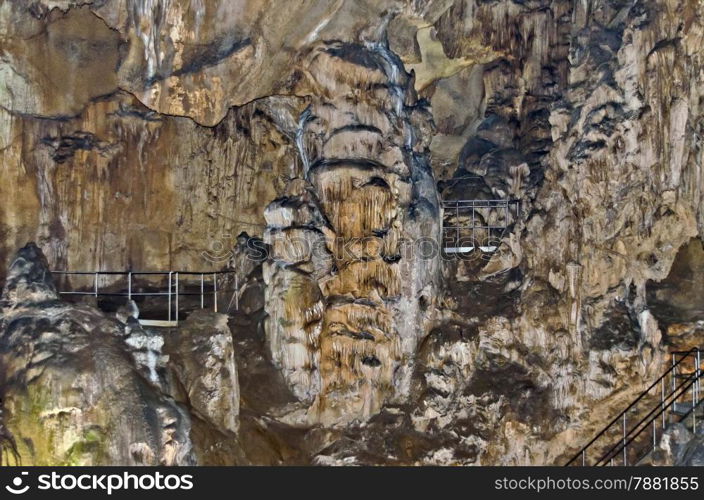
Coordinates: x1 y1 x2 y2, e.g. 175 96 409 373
0 0 703 465
264 41 441 425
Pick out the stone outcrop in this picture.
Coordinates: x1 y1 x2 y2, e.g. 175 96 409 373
0 91 301 285
650 423 704 466
0 243 245 465
0 243 194 465
163 310 240 435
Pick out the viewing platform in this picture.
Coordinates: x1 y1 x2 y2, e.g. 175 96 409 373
51 270 239 327
441 199 520 254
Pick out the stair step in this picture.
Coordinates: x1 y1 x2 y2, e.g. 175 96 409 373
670 401 704 417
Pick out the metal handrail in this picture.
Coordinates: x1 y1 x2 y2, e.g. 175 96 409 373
602 371 704 466
594 370 700 466
441 199 520 208
51 270 240 326
566 347 702 466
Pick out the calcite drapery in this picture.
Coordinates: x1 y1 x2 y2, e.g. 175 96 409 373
264 41 440 425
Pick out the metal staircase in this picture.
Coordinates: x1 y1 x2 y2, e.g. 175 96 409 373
566 348 703 466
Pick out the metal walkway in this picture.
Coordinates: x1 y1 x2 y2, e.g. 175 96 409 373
52 270 239 327
566 348 703 466
442 199 520 253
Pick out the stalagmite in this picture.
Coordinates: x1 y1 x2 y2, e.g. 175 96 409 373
264 41 440 425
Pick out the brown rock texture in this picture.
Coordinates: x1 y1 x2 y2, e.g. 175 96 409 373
0 0 703 465
263 41 440 425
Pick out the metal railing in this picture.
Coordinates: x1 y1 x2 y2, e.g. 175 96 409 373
51 270 239 327
566 348 703 466
441 199 520 253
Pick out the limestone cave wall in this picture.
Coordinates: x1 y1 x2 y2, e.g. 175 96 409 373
1 0 703 465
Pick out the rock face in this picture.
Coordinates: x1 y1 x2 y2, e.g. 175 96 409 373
0 244 244 465
163 310 240 435
263 41 440 425
1 0 704 465
0 243 194 465
651 423 704 466
161 310 241 464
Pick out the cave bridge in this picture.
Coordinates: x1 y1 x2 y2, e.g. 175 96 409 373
51 270 239 327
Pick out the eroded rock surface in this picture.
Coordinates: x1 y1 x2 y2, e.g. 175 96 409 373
1 0 703 465
163 310 240 435
650 423 704 466
0 243 194 465
263 41 440 425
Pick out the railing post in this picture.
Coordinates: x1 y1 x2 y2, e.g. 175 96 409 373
213 273 218 313
694 349 700 433
456 202 461 250
168 272 172 322
623 413 627 466
697 348 702 401
200 273 205 309
175 272 179 322
671 354 677 417
94 272 98 298
128 271 132 301
661 378 666 429
582 449 585 466
235 274 239 311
